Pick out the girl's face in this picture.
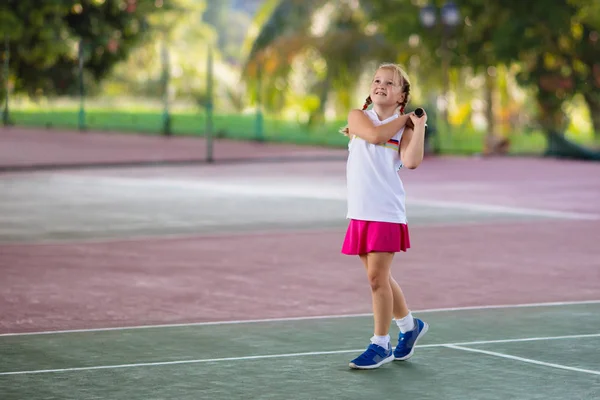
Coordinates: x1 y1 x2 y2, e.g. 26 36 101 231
370 68 405 107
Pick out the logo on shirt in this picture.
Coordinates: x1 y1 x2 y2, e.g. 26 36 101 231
382 138 399 151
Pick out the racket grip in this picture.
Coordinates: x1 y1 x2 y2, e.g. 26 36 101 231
414 108 425 118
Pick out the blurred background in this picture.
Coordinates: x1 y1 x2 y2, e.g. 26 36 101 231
1 0 599 159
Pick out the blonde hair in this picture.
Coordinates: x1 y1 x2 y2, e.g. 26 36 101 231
340 63 411 136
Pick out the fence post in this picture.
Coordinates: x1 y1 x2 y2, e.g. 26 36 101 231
2 36 9 126
255 62 264 142
77 39 86 131
205 44 214 163
161 38 171 136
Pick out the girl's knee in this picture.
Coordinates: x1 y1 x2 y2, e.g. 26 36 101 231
365 252 394 291
367 270 389 291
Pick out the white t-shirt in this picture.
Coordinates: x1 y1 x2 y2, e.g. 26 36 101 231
346 109 407 224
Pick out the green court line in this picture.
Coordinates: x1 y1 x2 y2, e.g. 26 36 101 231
445 345 600 376
1 333 598 376
1 300 599 337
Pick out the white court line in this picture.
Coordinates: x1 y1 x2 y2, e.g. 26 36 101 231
410 199 600 221
2 176 597 248
1 299 599 337
40 175 600 221
1 333 598 376
446 344 600 376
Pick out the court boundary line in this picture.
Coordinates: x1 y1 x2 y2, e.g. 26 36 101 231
1 299 599 337
79 174 600 221
5 173 599 221
446 344 600 376
1 333 598 376
411 199 600 221
61 174 600 221
2 173 598 246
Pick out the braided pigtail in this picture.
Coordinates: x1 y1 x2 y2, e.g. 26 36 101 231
399 78 413 128
362 96 372 110
399 79 411 115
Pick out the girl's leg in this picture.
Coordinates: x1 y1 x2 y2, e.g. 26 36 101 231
356 251 428 365
389 276 410 319
364 252 395 336
359 255 409 320
349 253 413 369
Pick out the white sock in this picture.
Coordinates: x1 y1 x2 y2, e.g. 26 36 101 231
370 334 390 349
395 312 415 333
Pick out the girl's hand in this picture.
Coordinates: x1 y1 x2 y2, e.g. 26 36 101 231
409 109 428 130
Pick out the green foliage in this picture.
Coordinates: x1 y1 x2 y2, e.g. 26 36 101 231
202 0 252 64
0 0 172 97
453 0 600 133
90 0 253 114
369 0 600 135
106 0 210 97
243 0 399 124
456 1 575 129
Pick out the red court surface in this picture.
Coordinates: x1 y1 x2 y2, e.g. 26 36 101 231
1 127 599 335
0 127 346 169
2 219 599 334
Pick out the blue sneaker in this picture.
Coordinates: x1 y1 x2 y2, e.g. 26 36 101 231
394 318 429 360
349 342 394 369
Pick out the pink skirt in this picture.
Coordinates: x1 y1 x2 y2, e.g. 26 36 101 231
341 219 410 255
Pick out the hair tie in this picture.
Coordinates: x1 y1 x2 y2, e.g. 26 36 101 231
362 96 372 110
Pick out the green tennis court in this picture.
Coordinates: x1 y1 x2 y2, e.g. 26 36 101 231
1 301 599 399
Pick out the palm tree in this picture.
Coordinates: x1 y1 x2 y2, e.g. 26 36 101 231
241 0 400 125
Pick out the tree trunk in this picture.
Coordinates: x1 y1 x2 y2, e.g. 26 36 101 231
537 91 567 133
308 68 332 127
583 91 600 140
485 71 496 139
483 69 510 155
483 71 496 154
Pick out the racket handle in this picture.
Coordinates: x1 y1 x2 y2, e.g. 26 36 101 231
414 108 425 118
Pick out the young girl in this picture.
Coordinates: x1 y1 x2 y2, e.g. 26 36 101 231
341 63 428 370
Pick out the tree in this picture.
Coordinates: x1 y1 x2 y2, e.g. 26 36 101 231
569 0 600 137
103 0 209 97
243 0 398 124
104 0 251 113
0 0 171 98
368 0 600 143
456 0 600 138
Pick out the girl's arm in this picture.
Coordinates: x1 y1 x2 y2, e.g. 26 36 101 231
399 111 427 169
347 109 412 144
